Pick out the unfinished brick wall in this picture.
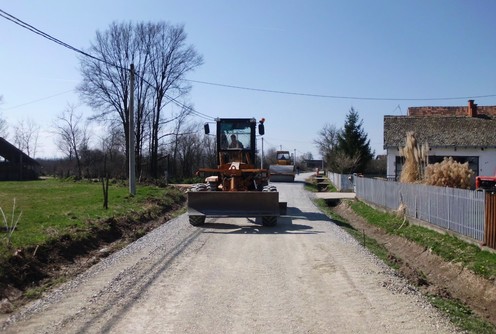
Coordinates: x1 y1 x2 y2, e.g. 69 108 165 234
408 106 467 116
478 106 496 116
408 100 496 117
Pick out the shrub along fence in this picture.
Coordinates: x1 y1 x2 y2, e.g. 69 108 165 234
328 172 495 248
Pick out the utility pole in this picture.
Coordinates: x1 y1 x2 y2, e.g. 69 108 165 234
128 64 136 195
261 137 264 169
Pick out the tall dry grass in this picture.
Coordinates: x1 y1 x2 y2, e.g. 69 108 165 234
424 157 473 189
399 132 429 183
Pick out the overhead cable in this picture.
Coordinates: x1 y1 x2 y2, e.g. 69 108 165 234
0 9 127 71
0 89 74 110
4 9 494 106
187 79 496 102
0 8 215 120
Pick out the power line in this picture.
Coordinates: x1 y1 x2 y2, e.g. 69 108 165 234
0 89 74 110
0 8 216 121
165 94 214 121
0 9 126 71
4 8 494 110
187 80 496 102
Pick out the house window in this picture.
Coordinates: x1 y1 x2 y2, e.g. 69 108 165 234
394 156 405 181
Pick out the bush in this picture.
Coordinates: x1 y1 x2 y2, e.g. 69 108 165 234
424 157 473 189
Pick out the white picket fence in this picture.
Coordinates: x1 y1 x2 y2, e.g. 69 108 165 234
328 173 485 241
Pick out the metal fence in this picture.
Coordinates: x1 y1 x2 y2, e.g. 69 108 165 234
327 172 354 192
351 176 485 241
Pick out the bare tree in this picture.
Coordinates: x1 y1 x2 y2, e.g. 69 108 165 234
78 22 134 164
52 104 88 179
78 21 203 179
13 118 39 158
327 150 361 174
146 23 203 178
0 96 7 139
0 114 7 139
314 123 340 160
171 121 217 179
201 130 216 169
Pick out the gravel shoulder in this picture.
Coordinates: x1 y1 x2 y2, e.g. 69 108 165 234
1 173 461 333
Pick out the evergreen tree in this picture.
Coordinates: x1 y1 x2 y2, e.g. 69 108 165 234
336 107 373 173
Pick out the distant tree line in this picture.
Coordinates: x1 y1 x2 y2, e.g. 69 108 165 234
42 119 218 182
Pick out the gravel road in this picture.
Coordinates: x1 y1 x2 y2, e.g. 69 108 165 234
1 173 460 333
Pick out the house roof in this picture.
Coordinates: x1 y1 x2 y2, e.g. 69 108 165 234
0 137 40 166
383 115 496 149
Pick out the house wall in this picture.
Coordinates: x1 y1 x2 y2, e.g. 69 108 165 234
474 149 496 176
386 147 496 181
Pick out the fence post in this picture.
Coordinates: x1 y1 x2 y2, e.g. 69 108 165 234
484 192 496 249
447 188 451 231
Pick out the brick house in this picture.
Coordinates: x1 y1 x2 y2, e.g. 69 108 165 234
383 100 496 182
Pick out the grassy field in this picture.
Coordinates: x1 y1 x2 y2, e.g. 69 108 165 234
0 178 185 253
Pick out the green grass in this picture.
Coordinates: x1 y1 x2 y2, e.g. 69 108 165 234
428 295 496 334
349 200 496 279
304 176 337 193
0 178 185 253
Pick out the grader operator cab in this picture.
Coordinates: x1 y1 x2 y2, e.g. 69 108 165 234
187 118 283 226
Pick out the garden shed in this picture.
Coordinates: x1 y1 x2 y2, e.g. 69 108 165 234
0 137 40 181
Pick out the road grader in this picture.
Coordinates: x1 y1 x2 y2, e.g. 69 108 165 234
187 118 284 227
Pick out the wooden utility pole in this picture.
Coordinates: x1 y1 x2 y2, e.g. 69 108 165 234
128 64 136 195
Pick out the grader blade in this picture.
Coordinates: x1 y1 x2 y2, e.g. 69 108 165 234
188 191 280 217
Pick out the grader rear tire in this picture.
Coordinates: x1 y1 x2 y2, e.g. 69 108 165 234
262 216 277 227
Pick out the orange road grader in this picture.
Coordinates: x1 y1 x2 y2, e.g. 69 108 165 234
187 118 284 226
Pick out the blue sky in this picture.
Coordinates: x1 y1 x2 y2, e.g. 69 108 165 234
1 1 495 159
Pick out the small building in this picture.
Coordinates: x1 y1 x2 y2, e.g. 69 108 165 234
304 159 325 170
0 137 40 181
384 100 496 181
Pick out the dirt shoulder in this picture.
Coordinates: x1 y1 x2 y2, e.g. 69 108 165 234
0 200 185 316
331 200 496 326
